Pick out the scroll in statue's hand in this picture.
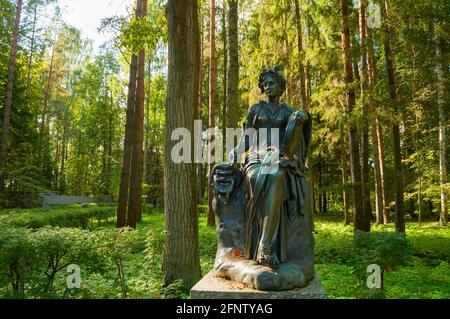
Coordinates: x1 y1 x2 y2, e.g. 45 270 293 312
296 110 309 124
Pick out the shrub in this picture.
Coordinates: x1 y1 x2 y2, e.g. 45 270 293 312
92 228 136 298
353 231 412 273
160 279 185 299
145 229 165 265
350 231 412 298
0 205 116 229
0 227 37 297
32 227 106 295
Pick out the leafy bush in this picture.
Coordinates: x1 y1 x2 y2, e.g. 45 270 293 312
0 227 37 297
160 279 185 299
0 205 116 229
32 227 106 295
353 231 412 273
348 231 412 298
145 229 165 265
314 222 355 264
92 228 136 297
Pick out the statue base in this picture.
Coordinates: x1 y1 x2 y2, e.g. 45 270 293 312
190 272 327 299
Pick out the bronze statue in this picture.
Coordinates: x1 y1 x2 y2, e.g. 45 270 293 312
211 67 315 291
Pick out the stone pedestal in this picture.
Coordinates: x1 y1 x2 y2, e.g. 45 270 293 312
190 272 327 299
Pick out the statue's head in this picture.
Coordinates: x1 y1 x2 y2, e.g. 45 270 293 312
258 66 287 98
211 163 243 203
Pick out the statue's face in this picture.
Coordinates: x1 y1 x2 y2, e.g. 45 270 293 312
263 75 281 98
213 169 236 195
212 166 241 196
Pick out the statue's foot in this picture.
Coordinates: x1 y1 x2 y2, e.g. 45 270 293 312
215 259 307 291
256 244 280 269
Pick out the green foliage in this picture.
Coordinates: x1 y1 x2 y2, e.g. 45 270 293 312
0 227 37 297
31 227 105 296
0 204 116 229
353 230 412 272
160 279 185 299
92 227 136 297
145 228 165 265
0 207 448 299
314 216 449 299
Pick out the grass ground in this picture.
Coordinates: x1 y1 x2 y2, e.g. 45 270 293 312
0 206 448 299
102 210 450 299
313 215 450 298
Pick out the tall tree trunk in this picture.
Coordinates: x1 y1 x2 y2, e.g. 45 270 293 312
340 0 367 232
367 25 386 225
107 108 113 194
377 121 389 224
207 0 217 227
294 0 307 108
38 29 57 169
341 128 351 225
282 0 291 104
59 110 67 194
163 0 202 289
305 0 313 104
197 9 205 205
26 1 37 96
128 0 148 226
144 59 152 185
54 130 60 189
226 0 239 128
359 0 372 223
117 59 138 227
382 0 405 233
222 0 227 158
436 40 448 226
0 0 23 191
318 153 323 213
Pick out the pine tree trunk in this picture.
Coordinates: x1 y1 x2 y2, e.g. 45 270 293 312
436 40 448 226
144 58 152 185
197 9 205 205
107 111 113 194
54 130 60 189
226 0 239 128
117 54 138 227
163 0 202 289
341 128 351 225
382 0 405 233
26 1 37 96
0 0 23 191
59 110 67 194
222 0 227 157
367 25 384 225
128 0 148 226
359 0 372 224
305 1 313 104
282 0 291 104
294 0 307 108
377 122 389 224
340 0 367 232
207 0 217 227
38 29 57 169
318 154 323 213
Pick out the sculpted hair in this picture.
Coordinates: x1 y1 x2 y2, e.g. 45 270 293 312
258 66 287 95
